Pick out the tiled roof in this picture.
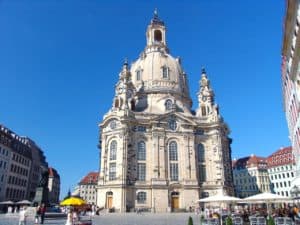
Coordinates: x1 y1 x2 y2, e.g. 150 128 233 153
232 155 267 169
79 172 98 184
48 167 60 178
267 146 294 167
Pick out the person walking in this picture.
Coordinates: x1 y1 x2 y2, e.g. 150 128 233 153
40 203 46 224
19 206 28 225
35 205 41 224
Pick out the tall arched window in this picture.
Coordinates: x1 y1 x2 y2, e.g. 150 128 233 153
197 144 205 162
197 143 206 182
137 141 146 181
137 141 146 160
169 141 178 161
169 141 178 181
109 140 117 160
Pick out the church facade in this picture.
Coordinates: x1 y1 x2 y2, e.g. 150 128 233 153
96 12 234 213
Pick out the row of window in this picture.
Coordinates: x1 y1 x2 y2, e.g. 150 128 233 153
5 187 25 199
8 175 27 187
12 153 30 167
81 191 96 195
10 164 28 176
136 66 169 81
108 141 206 181
270 172 294 180
109 141 205 162
269 165 293 172
273 180 291 188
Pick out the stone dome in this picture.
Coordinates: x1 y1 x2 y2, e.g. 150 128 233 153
129 12 192 112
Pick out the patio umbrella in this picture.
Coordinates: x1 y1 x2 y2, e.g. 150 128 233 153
0 200 15 205
241 192 291 217
198 194 241 225
242 192 290 203
198 194 241 203
60 197 86 206
16 200 32 205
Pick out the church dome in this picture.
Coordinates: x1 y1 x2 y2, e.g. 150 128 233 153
129 11 192 112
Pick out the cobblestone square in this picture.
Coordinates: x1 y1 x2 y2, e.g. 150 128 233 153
0 213 201 225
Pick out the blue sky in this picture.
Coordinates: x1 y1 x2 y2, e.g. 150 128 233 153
0 1 288 199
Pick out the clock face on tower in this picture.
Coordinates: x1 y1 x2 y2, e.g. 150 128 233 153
202 96 207 102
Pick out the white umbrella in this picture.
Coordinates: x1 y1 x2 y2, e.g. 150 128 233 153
0 200 15 205
242 192 290 203
198 194 241 225
16 200 32 205
198 194 241 203
241 192 291 217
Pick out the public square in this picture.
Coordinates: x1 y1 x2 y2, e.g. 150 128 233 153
0 212 201 225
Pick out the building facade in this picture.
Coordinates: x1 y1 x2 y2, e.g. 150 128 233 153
48 167 60 205
97 12 234 213
78 172 98 205
267 146 296 197
232 155 271 198
0 124 57 203
282 0 300 191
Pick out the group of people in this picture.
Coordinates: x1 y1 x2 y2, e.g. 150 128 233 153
18 203 46 225
34 203 46 224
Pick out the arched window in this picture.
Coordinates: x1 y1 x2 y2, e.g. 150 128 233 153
197 144 205 162
162 66 169 79
137 141 146 160
169 141 178 181
136 69 141 81
169 141 178 161
109 140 117 160
137 191 147 203
154 30 162 42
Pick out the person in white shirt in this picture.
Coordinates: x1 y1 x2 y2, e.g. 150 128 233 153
19 206 28 225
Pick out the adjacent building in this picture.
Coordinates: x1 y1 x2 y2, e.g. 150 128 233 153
48 167 60 205
0 124 59 203
281 0 300 191
78 172 98 205
267 146 296 197
232 155 271 198
97 12 234 213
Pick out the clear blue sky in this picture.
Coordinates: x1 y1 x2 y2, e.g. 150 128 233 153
0 1 289 199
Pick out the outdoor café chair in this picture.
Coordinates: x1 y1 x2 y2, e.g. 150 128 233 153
249 216 257 225
274 217 285 225
256 216 266 225
284 217 293 225
207 218 220 225
232 216 243 225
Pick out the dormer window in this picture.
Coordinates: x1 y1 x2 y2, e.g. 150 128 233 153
162 66 169 79
136 69 142 81
154 30 162 42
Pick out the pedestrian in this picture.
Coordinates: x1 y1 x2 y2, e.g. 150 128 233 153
65 209 73 225
40 203 46 224
19 206 28 225
35 205 41 224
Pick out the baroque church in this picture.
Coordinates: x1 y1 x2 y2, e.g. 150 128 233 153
96 12 234 213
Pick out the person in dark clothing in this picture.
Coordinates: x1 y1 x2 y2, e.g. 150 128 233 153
40 203 46 224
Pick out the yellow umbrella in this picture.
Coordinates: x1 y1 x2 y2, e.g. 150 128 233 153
60 197 86 206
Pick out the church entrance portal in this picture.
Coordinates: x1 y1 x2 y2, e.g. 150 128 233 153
171 192 179 211
106 191 113 209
